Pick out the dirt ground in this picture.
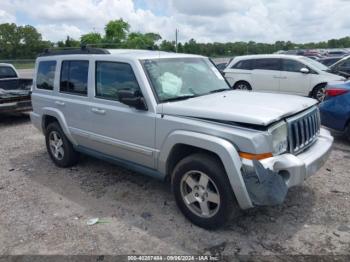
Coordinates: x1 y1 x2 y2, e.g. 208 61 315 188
0 113 349 257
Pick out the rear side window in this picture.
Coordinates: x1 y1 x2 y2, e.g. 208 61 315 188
252 59 281 71
282 59 305 72
95 61 140 100
60 61 89 96
232 60 252 70
36 61 56 90
0 66 17 79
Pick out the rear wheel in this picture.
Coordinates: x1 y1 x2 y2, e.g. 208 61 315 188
234 81 252 91
45 122 79 167
172 153 237 229
345 124 350 142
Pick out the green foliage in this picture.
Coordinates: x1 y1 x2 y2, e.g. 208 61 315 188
1 20 350 60
0 23 52 59
105 19 130 45
81 33 102 45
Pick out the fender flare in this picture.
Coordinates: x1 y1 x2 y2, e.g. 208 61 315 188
41 107 78 145
158 130 253 209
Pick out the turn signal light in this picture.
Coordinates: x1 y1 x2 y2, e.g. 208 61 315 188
239 152 273 160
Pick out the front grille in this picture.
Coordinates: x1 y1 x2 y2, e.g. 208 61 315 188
287 107 320 154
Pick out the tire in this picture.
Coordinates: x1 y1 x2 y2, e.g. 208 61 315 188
172 153 237 229
345 123 350 142
312 84 327 102
234 81 252 90
45 122 79 167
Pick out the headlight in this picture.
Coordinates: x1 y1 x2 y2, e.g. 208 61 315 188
268 121 288 155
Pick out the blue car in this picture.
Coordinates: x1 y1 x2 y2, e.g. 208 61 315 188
319 81 350 139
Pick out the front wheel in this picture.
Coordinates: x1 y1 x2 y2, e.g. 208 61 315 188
234 81 252 91
172 154 237 229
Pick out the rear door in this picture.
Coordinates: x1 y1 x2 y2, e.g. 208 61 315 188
279 59 311 95
250 58 281 92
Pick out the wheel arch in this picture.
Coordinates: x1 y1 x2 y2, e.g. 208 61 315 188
309 82 327 97
158 130 253 209
41 108 77 145
233 80 252 90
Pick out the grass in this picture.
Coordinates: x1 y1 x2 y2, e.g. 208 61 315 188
12 62 35 69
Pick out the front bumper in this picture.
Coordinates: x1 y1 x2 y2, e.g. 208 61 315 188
259 128 333 188
241 128 333 207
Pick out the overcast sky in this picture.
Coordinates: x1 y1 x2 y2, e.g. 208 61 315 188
1 0 350 43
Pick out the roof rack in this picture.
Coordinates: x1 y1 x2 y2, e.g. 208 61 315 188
38 46 110 57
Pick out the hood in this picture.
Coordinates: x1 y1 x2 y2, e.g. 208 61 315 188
161 90 317 126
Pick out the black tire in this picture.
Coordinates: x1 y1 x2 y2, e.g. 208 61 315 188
172 153 237 229
45 122 79 167
234 81 252 90
345 123 350 142
312 83 327 102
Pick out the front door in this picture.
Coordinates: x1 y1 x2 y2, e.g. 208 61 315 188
86 61 156 168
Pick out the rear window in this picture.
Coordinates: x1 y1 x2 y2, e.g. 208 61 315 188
0 66 17 79
36 61 56 90
232 60 252 70
60 61 89 96
252 59 281 71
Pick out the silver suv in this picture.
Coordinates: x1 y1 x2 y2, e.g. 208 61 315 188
31 48 333 229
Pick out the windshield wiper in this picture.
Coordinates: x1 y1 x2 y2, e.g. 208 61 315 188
209 88 231 94
162 95 197 103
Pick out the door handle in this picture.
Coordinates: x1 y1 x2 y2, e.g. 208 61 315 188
55 101 65 106
91 108 106 115
273 76 281 79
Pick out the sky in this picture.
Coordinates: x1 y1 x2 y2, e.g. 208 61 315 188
0 0 350 44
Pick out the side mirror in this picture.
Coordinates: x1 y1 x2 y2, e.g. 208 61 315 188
118 89 147 111
300 67 310 74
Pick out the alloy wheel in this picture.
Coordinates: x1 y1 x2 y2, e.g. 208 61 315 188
180 170 221 218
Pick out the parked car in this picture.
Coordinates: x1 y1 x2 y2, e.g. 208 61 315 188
317 56 343 67
329 55 350 78
326 50 349 57
223 54 345 101
0 63 33 113
31 48 333 229
320 81 350 139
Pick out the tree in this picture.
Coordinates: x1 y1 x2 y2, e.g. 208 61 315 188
81 32 102 45
104 19 130 45
0 23 51 59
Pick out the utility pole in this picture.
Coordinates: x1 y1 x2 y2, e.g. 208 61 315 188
175 29 179 53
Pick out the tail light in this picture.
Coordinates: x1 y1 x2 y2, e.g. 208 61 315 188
325 88 349 97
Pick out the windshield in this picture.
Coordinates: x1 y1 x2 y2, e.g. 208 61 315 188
142 57 230 102
300 57 329 71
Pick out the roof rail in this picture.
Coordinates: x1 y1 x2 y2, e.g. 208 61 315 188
38 46 110 57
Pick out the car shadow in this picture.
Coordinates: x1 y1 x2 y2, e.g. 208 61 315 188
0 113 31 126
11 149 316 255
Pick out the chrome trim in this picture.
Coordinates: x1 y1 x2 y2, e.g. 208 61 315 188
287 107 320 155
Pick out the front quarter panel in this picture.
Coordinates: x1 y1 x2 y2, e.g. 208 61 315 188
158 130 253 209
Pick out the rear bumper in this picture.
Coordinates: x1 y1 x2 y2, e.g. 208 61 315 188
259 128 333 188
0 100 32 113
